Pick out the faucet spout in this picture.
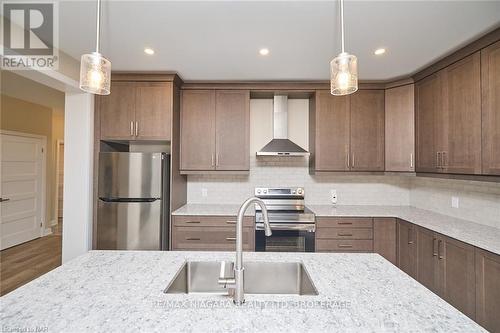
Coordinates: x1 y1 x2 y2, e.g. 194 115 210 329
224 197 272 305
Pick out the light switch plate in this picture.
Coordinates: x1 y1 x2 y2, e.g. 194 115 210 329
451 196 459 208
330 190 337 204
201 188 208 197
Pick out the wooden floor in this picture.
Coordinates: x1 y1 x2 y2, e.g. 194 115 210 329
0 223 62 296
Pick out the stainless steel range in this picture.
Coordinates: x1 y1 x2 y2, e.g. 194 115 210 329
254 187 316 252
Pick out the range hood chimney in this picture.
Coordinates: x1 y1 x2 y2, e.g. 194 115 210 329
256 95 309 156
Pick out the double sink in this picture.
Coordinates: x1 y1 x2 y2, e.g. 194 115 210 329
165 261 318 296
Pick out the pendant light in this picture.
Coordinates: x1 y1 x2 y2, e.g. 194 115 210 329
79 0 111 95
330 0 358 96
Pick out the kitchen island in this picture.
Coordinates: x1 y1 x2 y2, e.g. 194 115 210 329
0 251 484 332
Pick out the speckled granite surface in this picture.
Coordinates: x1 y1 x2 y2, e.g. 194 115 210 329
309 205 500 256
172 204 254 216
0 251 484 332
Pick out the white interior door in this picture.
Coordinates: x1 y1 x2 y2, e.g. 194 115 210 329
0 132 45 250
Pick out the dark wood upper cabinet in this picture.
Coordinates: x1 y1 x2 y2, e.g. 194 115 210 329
180 90 216 171
135 82 173 140
475 248 500 332
350 90 385 171
312 90 350 171
397 220 417 279
481 40 500 175
180 89 250 172
215 90 250 171
441 52 482 174
415 72 443 173
99 81 173 141
437 236 476 320
99 82 136 140
385 84 415 172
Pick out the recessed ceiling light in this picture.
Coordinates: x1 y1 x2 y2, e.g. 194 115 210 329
144 48 155 55
374 48 386 55
259 48 270 56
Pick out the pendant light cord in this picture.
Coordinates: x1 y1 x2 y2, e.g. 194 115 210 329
95 0 101 53
340 0 345 53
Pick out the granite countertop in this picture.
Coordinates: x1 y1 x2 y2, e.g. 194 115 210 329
309 205 500 256
172 204 254 216
0 251 484 332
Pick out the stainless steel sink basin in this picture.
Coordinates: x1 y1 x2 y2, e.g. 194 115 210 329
164 261 318 296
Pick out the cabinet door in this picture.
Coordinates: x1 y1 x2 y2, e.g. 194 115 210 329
475 248 500 332
436 236 475 320
99 82 135 140
135 82 173 140
397 220 417 278
374 218 397 265
314 90 350 171
385 84 415 172
215 90 250 171
180 90 216 171
441 53 481 174
415 73 443 172
350 90 385 171
481 40 500 175
416 227 439 293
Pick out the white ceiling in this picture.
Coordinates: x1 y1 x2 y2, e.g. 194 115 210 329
58 0 500 81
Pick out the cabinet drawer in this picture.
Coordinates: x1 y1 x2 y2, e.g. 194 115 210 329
316 217 373 229
316 228 373 240
171 226 254 251
316 239 374 252
173 215 253 228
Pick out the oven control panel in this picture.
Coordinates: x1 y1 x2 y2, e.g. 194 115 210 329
255 187 304 197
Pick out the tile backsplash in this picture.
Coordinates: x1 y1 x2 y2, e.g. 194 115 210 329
187 156 412 206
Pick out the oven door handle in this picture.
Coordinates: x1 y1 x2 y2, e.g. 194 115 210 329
255 223 316 232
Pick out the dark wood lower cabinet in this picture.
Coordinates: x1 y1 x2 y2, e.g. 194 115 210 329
416 226 439 293
373 218 397 265
397 219 417 278
475 248 500 332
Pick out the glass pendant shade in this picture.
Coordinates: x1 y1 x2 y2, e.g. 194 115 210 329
330 52 358 96
79 52 111 95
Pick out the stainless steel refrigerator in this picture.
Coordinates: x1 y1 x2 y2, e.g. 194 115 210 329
97 152 170 250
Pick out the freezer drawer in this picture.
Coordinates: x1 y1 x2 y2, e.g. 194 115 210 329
98 152 162 199
97 200 161 250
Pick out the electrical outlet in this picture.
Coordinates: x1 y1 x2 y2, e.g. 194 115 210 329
201 188 208 198
451 196 459 208
330 189 337 204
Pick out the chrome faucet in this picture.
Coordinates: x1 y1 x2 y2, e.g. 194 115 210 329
219 197 272 305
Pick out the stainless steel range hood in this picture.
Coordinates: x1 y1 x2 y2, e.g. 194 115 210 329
256 95 309 156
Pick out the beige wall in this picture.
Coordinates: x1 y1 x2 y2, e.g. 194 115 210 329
1 95 64 229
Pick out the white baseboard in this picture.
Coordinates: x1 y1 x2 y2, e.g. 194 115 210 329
42 228 53 236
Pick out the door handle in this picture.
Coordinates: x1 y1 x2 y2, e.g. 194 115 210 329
130 121 134 136
185 237 201 241
408 228 414 244
216 153 219 167
338 233 353 237
346 151 350 169
0 198 10 202
225 237 236 242
410 153 414 169
226 220 236 224
438 240 444 260
352 153 355 168
433 238 438 256
135 121 139 136
211 153 215 167
185 221 200 224
442 151 446 168
338 244 353 248
436 152 440 168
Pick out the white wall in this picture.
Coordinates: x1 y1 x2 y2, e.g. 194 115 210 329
410 177 500 228
62 93 94 263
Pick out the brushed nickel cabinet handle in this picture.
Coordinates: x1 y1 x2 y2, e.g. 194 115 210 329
338 222 353 225
216 153 219 167
226 220 236 224
130 121 134 136
338 244 353 248
438 240 444 260
442 151 447 168
433 238 438 256
410 153 414 169
226 237 236 241
186 237 201 241
0 198 10 202
346 151 350 169
408 228 414 245
185 221 200 224
135 121 139 136
211 153 215 167
352 153 355 168
338 233 353 237
436 152 440 168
